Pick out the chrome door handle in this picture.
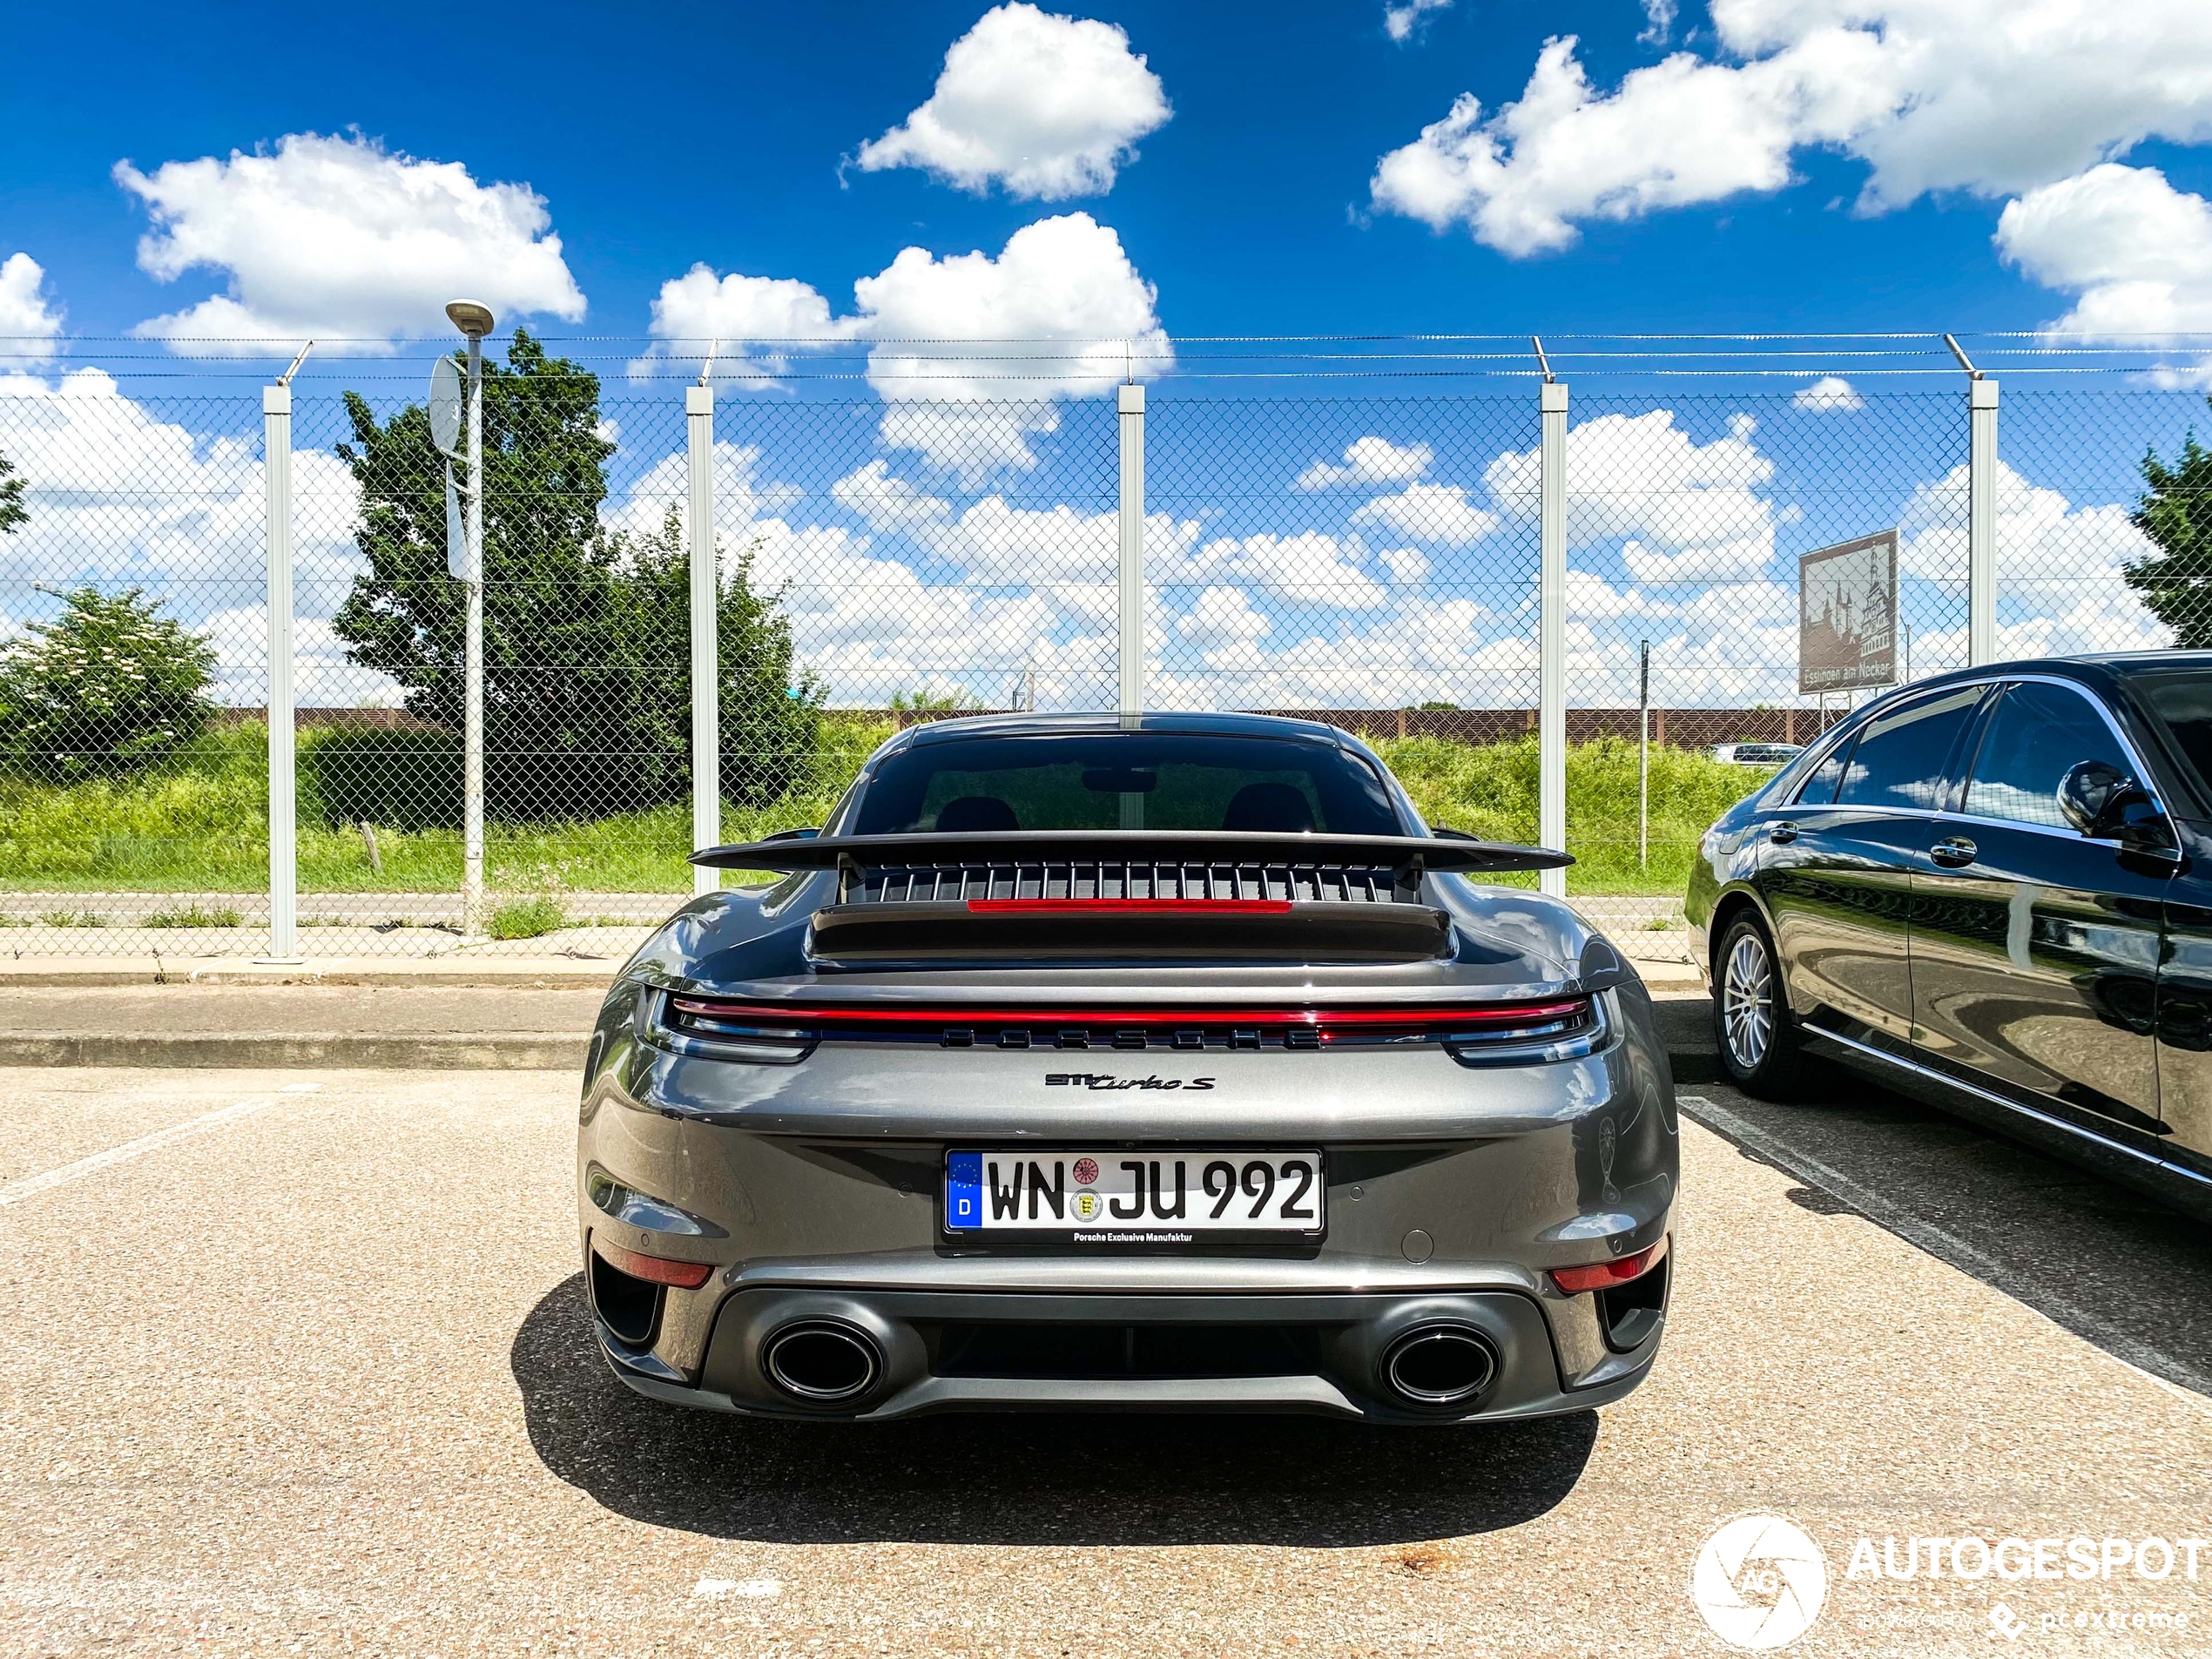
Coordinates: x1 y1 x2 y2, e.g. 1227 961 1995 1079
1768 821 1799 845
1930 837 1978 868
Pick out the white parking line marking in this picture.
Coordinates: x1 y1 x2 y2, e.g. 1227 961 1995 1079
0 1082 323 1211
1678 1092 2212 1411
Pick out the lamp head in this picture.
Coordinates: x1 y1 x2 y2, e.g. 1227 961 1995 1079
445 300 496 339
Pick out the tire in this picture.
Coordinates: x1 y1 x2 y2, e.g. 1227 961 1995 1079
1712 912 1812 1099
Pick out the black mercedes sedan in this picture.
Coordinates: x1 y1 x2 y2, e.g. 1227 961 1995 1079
1687 653 2212 1221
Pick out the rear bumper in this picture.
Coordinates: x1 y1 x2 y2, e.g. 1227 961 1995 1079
578 977 1680 1419
594 1280 1666 1423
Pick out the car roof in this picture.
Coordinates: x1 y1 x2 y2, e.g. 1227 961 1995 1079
1893 651 2212 698
888 710 1361 749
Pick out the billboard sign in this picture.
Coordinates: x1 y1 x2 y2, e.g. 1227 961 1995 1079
1799 530 1898 695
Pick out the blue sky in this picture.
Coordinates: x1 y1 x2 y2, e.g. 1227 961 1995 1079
5 0 2206 342
2 2 2210 719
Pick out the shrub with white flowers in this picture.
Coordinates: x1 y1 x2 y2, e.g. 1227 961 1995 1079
0 587 219 779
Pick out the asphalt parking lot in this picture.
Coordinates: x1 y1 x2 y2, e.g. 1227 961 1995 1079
3 1065 2209 1657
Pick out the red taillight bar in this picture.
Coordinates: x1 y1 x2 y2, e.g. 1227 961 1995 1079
668 995 1587 1028
966 898 1295 914
1549 1236 1668 1296
593 1236 714 1289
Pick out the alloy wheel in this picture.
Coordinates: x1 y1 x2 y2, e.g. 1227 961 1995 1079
1722 931 1774 1071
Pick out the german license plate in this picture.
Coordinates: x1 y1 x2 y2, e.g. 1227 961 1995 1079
943 1150 1325 1243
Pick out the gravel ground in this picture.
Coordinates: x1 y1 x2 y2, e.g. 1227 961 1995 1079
1 1068 2208 1656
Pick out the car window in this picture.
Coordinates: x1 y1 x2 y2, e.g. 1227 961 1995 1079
852 732 1403 834
1833 686 1985 812
1793 741 1851 806
1962 683 2127 829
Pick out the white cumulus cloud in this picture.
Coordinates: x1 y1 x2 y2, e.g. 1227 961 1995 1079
644 213 1168 479
0 255 64 363
635 266 851 381
1898 457 2167 657
1297 435 1434 489
1792 375 1865 411
1371 3 2212 256
1487 408 1777 583
1349 482 1499 547
117 132 586 353
1383 0 1453 44
1180 530 1391 610
853 3 1170 200
1997 163 2212 339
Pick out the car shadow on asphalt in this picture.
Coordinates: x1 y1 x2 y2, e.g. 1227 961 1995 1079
509 1275 1598 1548
1683 1081 2212 1399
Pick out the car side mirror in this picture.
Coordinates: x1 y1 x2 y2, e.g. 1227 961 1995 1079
2058 761 2175 855
2058 761 2134 835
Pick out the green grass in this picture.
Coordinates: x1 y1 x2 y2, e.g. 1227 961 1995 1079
39 907 107 927
1374 733 1770 896
488 894 569 941
0 718 1768 899
0 717 892 895
145 904 243 928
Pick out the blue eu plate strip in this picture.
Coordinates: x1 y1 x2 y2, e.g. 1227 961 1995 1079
944 1151 982 1231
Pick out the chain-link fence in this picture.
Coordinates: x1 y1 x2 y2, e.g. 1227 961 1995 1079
2 343 2206 959
0 384 269 958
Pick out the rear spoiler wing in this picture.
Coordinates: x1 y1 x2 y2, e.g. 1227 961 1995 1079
691 830 1568 962
689 829 1572 875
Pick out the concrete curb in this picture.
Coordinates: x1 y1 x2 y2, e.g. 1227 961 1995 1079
0 957 624 988
0 1032 592 1070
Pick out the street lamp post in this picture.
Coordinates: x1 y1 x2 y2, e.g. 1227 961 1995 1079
445 300 495 937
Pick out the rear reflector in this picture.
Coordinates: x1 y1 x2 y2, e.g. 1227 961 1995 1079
666 996 1587 1032
1549 1235 1668 1295
592 1236 713 1289
966 898 1294 915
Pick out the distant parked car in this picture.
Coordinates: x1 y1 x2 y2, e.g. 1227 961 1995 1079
1687 652 2212 1222
1710 742 1805 767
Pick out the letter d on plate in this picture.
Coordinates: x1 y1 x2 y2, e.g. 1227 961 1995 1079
946 1152 982 1228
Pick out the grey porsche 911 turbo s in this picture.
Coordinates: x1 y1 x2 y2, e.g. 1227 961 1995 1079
577 711 1677 1422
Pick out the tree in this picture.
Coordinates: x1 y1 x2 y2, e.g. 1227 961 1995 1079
890 686 992 712
0 449 25 536
2126 408 2212 645
330 330 819 821
0 587 217 779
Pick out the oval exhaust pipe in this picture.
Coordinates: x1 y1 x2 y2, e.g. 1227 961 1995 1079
762 1319 883 1404
1379 1323 1499 1409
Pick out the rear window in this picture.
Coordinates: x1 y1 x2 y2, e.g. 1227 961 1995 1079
852 732 1402 835
1794 744 1850 806
2132 671 2212 804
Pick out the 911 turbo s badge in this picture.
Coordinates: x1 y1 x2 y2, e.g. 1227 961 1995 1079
1045 1073 1217 1090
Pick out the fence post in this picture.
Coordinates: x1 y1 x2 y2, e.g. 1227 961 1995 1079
1967 375 2000 665
462 331 486 939
1637 638 1650 873
1117 382 1146 718
687 383 719 893
1538 379 1568 897
260 380 300 962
